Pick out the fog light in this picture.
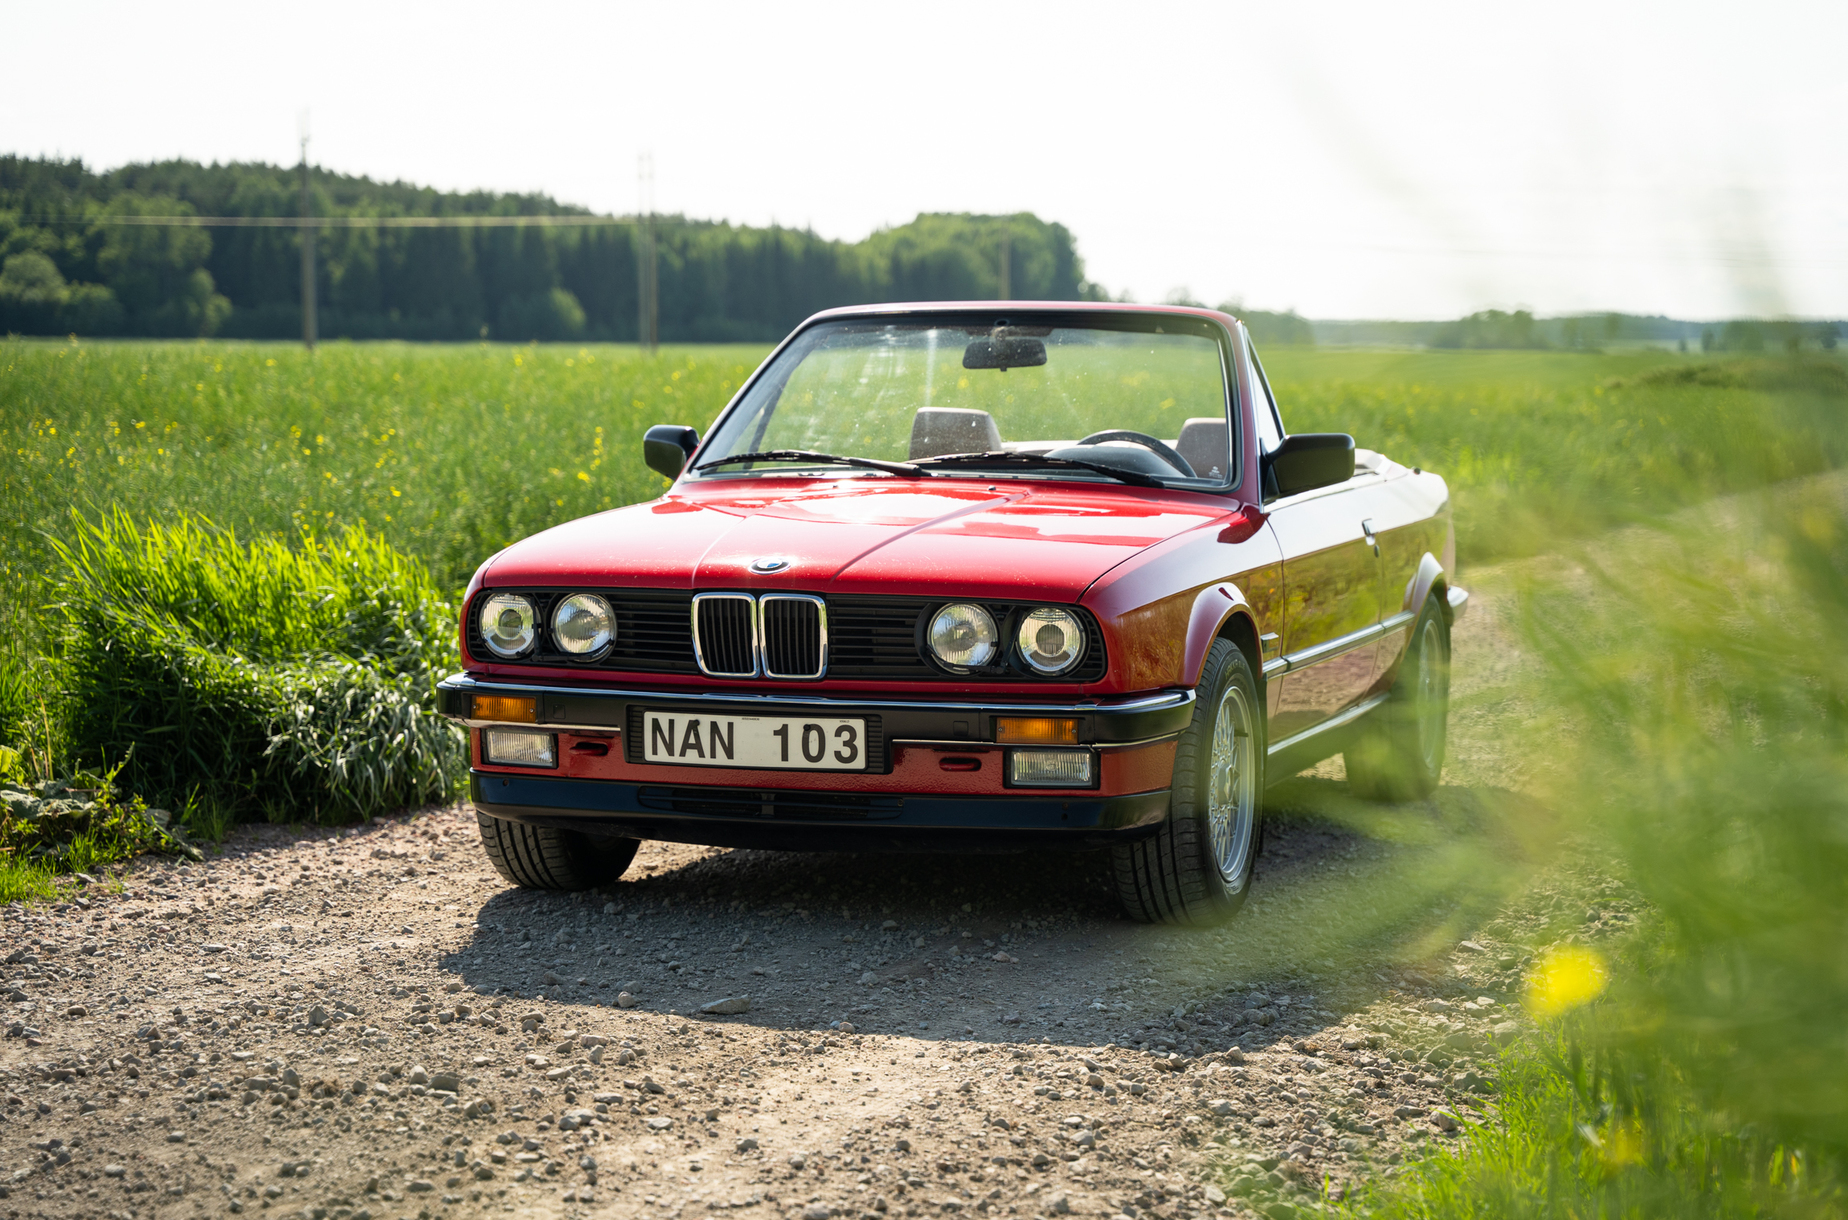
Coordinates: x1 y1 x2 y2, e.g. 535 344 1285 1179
484 728 556 768
1007 748 1095 788
473 694 536 723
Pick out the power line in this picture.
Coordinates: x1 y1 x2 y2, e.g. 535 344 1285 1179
8 213 639 228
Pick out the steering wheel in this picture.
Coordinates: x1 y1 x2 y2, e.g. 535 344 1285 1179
1074 430 1196 478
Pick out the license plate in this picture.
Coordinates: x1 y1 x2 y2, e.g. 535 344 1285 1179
641 712 868 771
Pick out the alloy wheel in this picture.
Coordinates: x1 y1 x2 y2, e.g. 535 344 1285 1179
1206 683 1258 887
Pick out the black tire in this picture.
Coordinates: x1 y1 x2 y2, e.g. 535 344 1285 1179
476 812 640 891
1346 595 1451 802
1112 638 1265 926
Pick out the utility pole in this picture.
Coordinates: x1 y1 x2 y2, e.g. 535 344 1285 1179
636 153 658 354
299 127 317 350
997 221 1011 300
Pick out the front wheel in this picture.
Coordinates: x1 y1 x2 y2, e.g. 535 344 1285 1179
1112 638 1265 925
476 812 640 891
1345 596 1451 802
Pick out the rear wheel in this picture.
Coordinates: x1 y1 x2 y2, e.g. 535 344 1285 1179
476 812 640 891
1112 638 1264 925
1346 597 1451 801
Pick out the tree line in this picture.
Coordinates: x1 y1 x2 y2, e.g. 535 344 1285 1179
0 156 1104 341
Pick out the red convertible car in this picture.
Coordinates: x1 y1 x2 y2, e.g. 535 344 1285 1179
439 303 1465 924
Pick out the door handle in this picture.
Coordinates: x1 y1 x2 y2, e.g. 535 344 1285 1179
1361 519 1379 556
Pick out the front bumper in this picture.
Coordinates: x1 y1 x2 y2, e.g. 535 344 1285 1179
471 772 1170 853
438 673 1190 852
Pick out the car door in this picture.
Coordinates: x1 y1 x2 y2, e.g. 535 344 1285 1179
1364 469 1450 695
1246 340 1386 745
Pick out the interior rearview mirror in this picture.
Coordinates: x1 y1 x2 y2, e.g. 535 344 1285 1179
962 336 1047 371
1263 432 1354 499
643 424 700 480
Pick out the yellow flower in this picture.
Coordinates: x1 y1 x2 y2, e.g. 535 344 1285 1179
1604 1120 1644 1168
1525 946 1608 1018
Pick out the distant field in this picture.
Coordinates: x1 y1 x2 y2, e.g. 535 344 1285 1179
4 339 1843 616
0 340 764 607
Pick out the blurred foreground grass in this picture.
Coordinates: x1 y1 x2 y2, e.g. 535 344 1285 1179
1344 475 1848 1217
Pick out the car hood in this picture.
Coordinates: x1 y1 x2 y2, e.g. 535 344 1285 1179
482 479 1238 602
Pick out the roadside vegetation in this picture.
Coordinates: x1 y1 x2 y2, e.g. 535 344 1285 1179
1346 474 1848 1219
2 334 1846 1213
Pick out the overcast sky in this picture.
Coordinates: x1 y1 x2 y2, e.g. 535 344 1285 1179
5 0 1841 319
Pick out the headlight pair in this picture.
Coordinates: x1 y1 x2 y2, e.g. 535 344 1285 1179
478 593 614 659
927 603 1086 676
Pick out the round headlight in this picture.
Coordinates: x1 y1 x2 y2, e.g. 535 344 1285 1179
478 593 538 658
928 603 999 670
552 593 615 656
1017 607 1086 675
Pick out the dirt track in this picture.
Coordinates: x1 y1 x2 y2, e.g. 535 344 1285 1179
1 572 1613 1220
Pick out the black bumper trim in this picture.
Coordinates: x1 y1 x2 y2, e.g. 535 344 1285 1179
438 673 1195 750
467 772 1170 854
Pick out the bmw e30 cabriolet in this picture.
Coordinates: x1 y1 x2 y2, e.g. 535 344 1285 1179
438 302 1465 925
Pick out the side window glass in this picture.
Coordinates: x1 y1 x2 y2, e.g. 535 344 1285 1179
1246 341 1283 452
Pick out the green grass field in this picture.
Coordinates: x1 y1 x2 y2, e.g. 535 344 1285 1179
6 340 1843 618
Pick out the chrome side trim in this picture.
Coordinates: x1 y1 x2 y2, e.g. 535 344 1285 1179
759 593 829 680
1265 692 1389 758
691 592 760 679
1375 609 1416 638
1262 659 1289 680
1276 611 1414 673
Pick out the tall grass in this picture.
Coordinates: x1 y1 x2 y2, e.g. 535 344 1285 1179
0 339 764 608
1265 348 1848 562
1356 476 1848 1217
49 511 464 824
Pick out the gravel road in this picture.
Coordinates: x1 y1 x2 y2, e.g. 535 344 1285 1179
2 577 1619 1220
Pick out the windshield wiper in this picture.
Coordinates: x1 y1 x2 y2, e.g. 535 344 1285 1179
695 449 931 478
913 450 1164 487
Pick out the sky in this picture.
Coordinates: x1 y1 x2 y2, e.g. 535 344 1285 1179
5 0 1842 320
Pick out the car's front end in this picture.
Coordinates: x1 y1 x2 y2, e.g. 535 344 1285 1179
441 302 1261 864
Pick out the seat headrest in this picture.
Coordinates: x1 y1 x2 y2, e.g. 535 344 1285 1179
909 408 1003 460
1175 416 1232 481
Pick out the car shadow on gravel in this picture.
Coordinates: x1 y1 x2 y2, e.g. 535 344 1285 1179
434 777 1546 1050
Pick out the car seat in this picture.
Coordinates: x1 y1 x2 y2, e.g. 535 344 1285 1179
1175 417 1232 481
909 408 1003 460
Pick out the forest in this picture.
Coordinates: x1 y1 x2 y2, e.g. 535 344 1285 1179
0 155 1106 342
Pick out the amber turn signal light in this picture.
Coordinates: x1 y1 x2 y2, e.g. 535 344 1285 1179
473 694 537 723
994 717 1079 745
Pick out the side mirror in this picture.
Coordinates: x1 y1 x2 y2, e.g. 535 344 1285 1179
643 424 699 480
1263 432 1354 498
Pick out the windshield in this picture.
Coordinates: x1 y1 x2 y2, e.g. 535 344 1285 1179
697 315 1236 487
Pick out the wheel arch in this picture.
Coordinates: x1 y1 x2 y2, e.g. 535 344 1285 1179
1402 552 1454 625
1183 583 1265 696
